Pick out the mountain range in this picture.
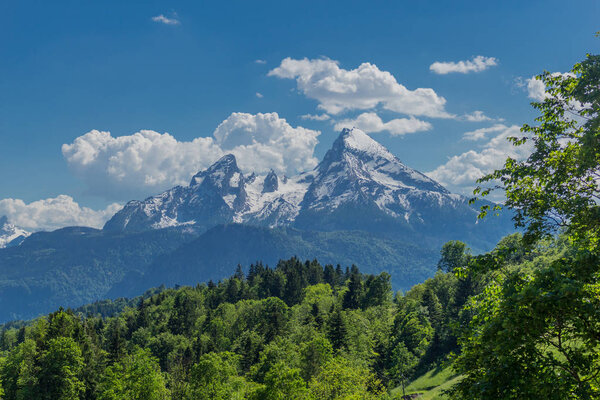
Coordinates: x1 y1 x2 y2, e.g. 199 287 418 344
105 128 504 247
0 128 515 322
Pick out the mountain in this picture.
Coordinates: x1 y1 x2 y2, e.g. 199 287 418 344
104 128 512 249
104 154 310 232
0 216 30 248
0 226 196 322
0 128 515 322
109 224 439 298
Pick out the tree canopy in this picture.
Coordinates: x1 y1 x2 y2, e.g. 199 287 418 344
453 52 600 399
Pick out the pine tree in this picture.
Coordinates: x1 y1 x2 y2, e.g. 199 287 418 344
327 308 348 351
342 273 363 310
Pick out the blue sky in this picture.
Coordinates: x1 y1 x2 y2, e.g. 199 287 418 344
1 0 599 231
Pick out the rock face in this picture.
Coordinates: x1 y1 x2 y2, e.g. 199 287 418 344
103 128 512 248
0 216 30 248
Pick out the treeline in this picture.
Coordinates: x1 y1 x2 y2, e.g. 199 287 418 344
0 254 480 400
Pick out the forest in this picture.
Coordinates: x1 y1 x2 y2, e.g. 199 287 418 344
0 237 521 399
0 42 599 400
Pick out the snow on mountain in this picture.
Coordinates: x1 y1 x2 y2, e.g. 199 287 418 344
300 128 456 216
104 128 485 234
0 216 31 248
103 153 313 232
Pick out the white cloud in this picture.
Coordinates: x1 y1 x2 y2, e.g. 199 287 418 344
255 92 264 98
334 112 432 136
526 77 546 101
151 14 180 25
430 56 498 75
301 113 331 121
427 125 533 196
62 130 221 199
213 112 320 177
0 195 122 232
255 59 267 64
462 110 493 122
269 57 452 118
62 113 320 200
462 123 509 141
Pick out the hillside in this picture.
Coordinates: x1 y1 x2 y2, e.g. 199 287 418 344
0 256 474 400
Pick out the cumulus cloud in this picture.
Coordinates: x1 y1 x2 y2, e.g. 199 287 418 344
525 76 547 101
151 14 180 25
62 113 320 200
430 56 498 75
462 110 493 122
255 59 267 64
462 124 509 141
0 195 122 232
62 130 221 199
334 112 432 136
255 92 264 98
269 57 452 118
301 113 331 121
427 125 533 196
213 112 320 176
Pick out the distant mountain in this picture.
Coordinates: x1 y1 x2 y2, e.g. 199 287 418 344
105 128 512 249
109 224 439 298
0 128 515 322
0 216 30 248
0 226 196 322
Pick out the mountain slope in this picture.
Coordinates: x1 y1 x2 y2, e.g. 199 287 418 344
0 226 196 322
109 224 439 298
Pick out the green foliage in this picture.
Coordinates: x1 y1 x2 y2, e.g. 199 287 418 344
475 54 600 248
189 352 245 399
455 51 600 399
250 363 309 400
39 337 85 400
0 256 479 399
98 347 169 400
451 250 600 399
437 241 470 273
308 357 383 399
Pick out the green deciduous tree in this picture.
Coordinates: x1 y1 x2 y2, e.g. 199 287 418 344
1 339 39 400
308 357 383 400
437 241 470 273
98 347 169 400
188 352 246 400
38 337 85 400
250 362 309 400
452 53 600 399
475 55 600 247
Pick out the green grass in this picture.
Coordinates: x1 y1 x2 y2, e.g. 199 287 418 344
391 365 461 399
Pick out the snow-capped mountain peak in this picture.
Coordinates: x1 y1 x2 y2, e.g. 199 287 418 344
0 216 31 248
104 129 480 235
190 154 241 189
336 127 396 161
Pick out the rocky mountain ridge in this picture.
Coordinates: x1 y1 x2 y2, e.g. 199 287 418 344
104 128 496 243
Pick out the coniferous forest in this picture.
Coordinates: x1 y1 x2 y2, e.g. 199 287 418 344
1 31 599 400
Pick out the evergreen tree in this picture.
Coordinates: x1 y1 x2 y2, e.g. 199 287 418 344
327 308 348 351
342 272 363 309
